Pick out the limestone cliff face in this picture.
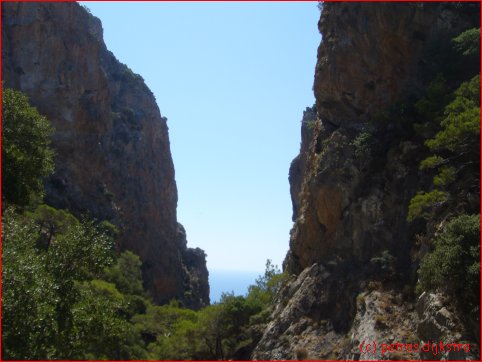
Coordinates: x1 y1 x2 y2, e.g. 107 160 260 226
254 3 479 359
2 2 209 308
313 2 477 128
286 2 479 276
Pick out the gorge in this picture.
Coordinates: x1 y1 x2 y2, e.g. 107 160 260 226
2 1 209 309
2 1 480 360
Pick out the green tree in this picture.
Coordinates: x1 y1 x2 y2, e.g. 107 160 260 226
1 208 57 359
418 214 480 320
45 219 114 357
247 259 287 307
70 280 147 359
453 27 480 56
1 204 118 359
134 300 203 359
408 75 480 221
26 204 79 249
2 87 55 206
426 75 480 154
104 250 144 296
132 260 289 360
146 305 203 360
1 88 152 360
415 74 451 125
408 190 448 222
196 303 227 359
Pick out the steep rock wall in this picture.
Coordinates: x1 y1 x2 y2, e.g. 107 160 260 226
254 3 479 359
313 2 476 128
2 2 209 308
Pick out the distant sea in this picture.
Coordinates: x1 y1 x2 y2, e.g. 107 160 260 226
209 269 262 303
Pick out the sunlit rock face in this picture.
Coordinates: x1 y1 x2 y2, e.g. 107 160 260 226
2 1 209 308
254 2 479 359
314 2 461 128
287 0 478 279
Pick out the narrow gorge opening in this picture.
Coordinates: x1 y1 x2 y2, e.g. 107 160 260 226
81 1 321 302
3 1 479 360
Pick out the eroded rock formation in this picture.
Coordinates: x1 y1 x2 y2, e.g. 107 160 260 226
2 1 209 308
254 2 479 359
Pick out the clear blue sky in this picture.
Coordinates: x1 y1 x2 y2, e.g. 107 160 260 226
81 1 320 273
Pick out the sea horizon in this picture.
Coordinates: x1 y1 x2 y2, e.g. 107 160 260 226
209 269 262 303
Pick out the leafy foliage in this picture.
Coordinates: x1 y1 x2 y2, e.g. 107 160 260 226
411 28 480 314
144 302 202 359
70 280 146 359
432 166 456 188
425 75 480 153
418 214 480 319
2 86 55 206
2 208 58 359
414 74 451 125
1 207 127 359
408 76 480 222
452 27 480 57
26 204 79 249
1 208 152 359
103 250 144 296
247 259 288 307
419 155 444 170
1 91 162 359
133 260 287 360
407 190 448 222
351 130 373 159
370 250 396 273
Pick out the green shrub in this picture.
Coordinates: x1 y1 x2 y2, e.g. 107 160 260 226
352 131 373 159
452 28 480 57
419 155 444 170
2 87 55 206
407 190 448 221
415 74 451 123
1 207 130 359
432 166 456 188
370 250 396 269
410 75 480 222
104 250 144 296
304 119 317 130
247 259 288 306
426 75 480 153
71 280 146 359
1 208 58 359
418 214 480 319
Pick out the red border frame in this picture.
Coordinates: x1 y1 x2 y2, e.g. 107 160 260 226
0 1 480 361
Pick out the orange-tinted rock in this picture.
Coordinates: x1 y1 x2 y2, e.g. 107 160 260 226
285 2 478 274
257 3 479 359
314 2 474 127
2 2 208 307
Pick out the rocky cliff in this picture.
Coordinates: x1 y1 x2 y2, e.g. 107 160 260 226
2 2 209 308
254 2 479 360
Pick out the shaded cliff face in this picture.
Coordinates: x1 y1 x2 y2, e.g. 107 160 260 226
2 2 208 308
254 2 479 359
287 1 479 276
313 2 475 128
